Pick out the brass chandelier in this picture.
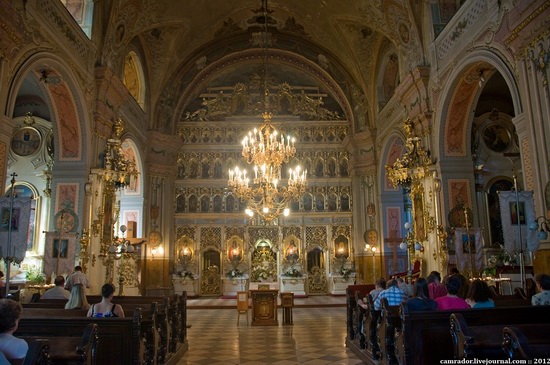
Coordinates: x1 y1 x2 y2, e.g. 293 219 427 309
227 0 307 224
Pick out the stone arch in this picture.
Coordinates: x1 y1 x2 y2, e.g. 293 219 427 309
437 52 521 161
435 51 522 230
6 55 90 238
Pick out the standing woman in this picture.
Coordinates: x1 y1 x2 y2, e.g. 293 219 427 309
87 283 125 318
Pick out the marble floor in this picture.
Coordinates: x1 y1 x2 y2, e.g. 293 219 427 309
177 297 362 365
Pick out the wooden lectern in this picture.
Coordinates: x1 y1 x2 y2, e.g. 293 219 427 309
250 289 278 326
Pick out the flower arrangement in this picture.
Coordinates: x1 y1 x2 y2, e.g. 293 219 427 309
176 271 195 280
283 268 303 277
487 248 517 268
25 268 45 283
225 269 246 278
340 267 355 281
251 267 271 281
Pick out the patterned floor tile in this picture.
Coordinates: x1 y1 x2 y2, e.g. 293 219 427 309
176 303 361 365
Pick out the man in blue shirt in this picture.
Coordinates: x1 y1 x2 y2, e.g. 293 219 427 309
374 279 408 310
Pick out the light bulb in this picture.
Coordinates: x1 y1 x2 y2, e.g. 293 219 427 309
404 222 411 230
399 242 407 250
283 208 290 216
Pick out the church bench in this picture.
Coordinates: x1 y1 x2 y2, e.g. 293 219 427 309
379 299 400 365
16 309 145 365
450 313 550 359
364 293 381 360
21 305 161 365
502 324 550 360
345 284 376 364
345 284 374 343
394 306 550 364
20 323 98 365
21 339 50 365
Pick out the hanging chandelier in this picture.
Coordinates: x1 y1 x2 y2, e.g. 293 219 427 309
227 0 307 224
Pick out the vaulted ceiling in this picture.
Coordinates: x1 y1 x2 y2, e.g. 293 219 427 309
95 0 430 132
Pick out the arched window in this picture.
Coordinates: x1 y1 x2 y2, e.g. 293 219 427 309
5 183 38 252
123 51 146 109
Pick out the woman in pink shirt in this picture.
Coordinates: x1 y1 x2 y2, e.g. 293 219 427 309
435 275 469 310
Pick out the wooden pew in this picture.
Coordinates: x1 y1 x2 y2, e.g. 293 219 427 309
23 292 188 363
21 339 50 365
21 305 160 365
379 298 400 365
16 309 145 365
393 306 550 365
450 313 550 359
345 284 374 344
364 293 381 361
502 325 550 360
21 323 98 365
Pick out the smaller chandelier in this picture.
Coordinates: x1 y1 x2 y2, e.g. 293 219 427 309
103 118 138 189
228 112 307 223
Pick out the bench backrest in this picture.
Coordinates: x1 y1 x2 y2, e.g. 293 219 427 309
398 305 550 364
16 309 143 365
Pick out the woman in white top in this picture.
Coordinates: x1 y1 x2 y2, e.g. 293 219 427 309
0 298 28 362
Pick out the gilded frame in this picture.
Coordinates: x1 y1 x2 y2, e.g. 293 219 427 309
283 235 300 263
226 235 244 263
410 181 428 242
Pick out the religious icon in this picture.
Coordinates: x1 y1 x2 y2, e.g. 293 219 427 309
0 207 19 231
509 201 525 225
53 239 68 258
461 234 475 254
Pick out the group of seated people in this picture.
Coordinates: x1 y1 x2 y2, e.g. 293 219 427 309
363 269 550 312
0 281 125 363
39 277 124 317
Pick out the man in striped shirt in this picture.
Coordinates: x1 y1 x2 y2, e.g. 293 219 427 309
374 279 408 310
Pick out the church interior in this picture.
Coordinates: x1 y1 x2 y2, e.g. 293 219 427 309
0 0 549 316
2 0 550 364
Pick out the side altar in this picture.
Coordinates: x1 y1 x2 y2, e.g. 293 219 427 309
328 273 356 295
222 275 249 297
280 275 307 297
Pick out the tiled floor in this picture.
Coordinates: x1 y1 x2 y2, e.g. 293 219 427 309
178 297 362 365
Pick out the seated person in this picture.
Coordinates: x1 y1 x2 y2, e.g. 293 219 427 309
42 276 71 299
369 277 386 301
374 279 407 310
404 277 437 311
435 275 469 310
531 273 550 306
396 277 414 297
465 279 495 308
0 299 28 363
87 283 125 318
427 271 447 300
65 283 90 310
449 268 469 298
